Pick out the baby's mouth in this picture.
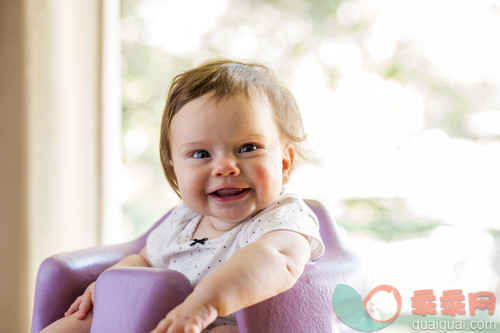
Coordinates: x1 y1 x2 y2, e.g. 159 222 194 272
210 188 249 198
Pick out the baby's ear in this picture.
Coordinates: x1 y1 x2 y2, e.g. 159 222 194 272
168 159 179 186
282 144 295 184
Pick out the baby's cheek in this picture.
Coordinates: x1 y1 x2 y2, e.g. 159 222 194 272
253 164 283 196
177 169 204 196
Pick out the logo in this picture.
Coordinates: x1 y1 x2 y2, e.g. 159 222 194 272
332 284 402 331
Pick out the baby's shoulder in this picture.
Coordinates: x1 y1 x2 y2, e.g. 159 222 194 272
154 202 200 233
265 191 313 216
170 201 198 220
238 193 315 233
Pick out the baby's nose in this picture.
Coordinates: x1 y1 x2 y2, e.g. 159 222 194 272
213 157 240 177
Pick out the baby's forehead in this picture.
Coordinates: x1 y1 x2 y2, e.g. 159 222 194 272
180 90 273 116
171 92 283 140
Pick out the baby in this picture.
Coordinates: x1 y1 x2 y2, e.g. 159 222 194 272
41 60 324 333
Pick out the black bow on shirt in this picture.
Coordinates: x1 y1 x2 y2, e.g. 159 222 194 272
190 238 208 246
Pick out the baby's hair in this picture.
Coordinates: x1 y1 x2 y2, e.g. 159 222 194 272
160 59 308 196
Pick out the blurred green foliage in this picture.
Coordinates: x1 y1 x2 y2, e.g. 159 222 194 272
120 0 498 238
337 198 442 241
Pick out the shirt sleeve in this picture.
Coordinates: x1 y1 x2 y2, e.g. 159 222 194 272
238 194 325 260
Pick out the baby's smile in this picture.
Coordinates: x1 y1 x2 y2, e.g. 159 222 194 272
209 188 250 200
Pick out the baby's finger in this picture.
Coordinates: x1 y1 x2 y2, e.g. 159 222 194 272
76 296 92 319
183 323 201 333
151 317 170 333
167 322 200 333
64 296 82 317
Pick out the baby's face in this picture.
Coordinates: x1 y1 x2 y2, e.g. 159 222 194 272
169 93 293 227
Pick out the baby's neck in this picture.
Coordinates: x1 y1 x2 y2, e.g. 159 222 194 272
192 215 240 240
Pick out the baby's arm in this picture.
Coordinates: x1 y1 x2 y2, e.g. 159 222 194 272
64 247 151 319
152 230 311 333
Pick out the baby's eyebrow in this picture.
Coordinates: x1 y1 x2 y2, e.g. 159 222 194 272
237 133 267 142
178 141 208 149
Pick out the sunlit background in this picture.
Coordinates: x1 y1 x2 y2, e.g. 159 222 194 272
118 0 500 327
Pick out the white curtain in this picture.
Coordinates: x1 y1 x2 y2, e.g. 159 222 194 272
0 0 120 330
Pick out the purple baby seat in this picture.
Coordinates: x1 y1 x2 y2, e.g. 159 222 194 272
32 200 369 332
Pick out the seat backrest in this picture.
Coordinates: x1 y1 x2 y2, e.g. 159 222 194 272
305 199 346 252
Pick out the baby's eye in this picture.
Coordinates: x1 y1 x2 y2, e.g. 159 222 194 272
191 150 211 159
239 143 258 153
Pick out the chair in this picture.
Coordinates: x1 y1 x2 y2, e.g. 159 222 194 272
32 200 369 333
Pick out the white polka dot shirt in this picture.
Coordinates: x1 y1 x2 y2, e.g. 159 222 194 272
146 191 325 287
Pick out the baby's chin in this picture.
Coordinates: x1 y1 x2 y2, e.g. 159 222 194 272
207 199 268 223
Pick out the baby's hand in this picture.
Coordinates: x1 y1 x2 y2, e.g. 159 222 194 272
151 298 218 333
64 282 96 320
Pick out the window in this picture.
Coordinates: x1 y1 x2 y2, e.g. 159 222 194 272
118 2 500 312
120 0 500 237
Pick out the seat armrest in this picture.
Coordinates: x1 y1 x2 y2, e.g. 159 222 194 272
31 240 141 333
235 251 367 333
90 267 193 332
